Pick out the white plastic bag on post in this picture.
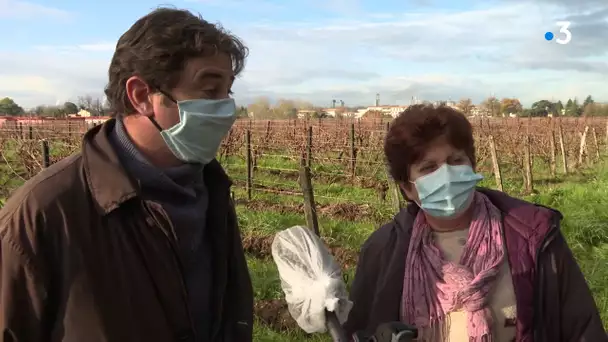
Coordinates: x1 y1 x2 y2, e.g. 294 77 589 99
271 225 353 333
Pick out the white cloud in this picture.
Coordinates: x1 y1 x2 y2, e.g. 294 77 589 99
231 2 608 105
0 0 70 19
0 52 109 107
1 1 607 109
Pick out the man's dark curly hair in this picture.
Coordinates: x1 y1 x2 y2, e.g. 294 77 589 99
104 7 248 116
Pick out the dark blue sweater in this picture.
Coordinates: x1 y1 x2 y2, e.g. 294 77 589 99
109 119 212 341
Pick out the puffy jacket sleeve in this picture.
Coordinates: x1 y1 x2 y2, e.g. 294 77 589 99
342 238 376 337
545 232 607 341
0 200 51 342
0 237 48 342
343 219 406 338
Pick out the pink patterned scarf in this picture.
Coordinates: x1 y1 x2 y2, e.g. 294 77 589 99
400 191 504 342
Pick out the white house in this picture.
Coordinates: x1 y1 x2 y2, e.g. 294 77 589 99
356 105 408 118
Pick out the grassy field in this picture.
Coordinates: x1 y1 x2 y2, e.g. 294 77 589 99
0 117 607 341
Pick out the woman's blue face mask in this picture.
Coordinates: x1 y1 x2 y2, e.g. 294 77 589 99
410 163 483 218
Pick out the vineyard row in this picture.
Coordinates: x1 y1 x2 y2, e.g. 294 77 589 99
0 117 607 207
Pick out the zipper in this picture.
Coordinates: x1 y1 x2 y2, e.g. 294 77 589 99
532 213 560 342
142 201 196 339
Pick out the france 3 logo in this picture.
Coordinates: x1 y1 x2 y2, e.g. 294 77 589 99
544 22 571 45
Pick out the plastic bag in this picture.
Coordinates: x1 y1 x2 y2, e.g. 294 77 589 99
271 225 353 333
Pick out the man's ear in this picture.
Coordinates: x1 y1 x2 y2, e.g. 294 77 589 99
125 76 154 117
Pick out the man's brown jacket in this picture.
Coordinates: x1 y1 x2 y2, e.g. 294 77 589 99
0 120 253 342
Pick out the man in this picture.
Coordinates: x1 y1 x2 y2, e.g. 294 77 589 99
0 8 253 342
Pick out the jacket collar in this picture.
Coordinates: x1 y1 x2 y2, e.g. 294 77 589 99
82 118 232 215
478 188 561 243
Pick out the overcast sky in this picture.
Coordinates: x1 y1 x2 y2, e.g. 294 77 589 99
0 0 606 109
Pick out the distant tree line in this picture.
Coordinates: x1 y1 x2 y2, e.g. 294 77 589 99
2 94 607 118
246 97 316 119
457 95 608 117
0 95 110 117
246 96 378 119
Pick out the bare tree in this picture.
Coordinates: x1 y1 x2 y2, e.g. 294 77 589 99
480 96 500 116
247 96 272 119
274 99 297 118
77 95 94 110
457 98 473 114
91 98 104 116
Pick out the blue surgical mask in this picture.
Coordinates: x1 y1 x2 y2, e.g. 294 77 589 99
410 164 483 218
156 97 237 164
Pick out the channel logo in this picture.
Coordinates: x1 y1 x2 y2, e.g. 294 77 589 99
544 21 571 45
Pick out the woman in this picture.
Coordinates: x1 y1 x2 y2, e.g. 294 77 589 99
343 104 606 341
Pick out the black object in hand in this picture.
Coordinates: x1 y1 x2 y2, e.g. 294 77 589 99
352 322 418 342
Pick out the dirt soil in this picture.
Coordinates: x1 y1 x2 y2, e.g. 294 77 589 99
242 233 359 268
254 299 299 331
